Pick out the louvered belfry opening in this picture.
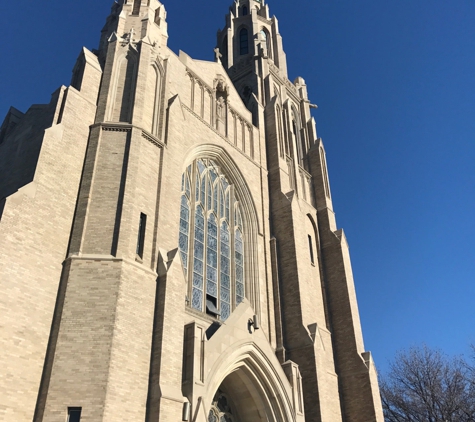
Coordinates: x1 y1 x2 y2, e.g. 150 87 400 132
132 0 141 15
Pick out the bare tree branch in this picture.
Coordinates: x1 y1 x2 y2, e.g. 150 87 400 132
379 345 475 422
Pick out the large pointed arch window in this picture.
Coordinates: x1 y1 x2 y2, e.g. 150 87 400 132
179 159 245 321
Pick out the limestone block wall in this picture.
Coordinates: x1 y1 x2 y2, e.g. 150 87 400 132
38 259 157 422
0 77 99 422
38 119 164 420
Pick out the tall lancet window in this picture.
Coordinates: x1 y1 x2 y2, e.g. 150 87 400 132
179 159 245 321
239 28 249 55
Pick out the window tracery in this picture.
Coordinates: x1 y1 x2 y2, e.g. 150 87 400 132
179 159 245 321
208 391 235 422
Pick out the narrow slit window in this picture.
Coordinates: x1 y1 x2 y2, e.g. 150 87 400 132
136 213 147 258
71 60 85 91
68 407 82 422
320 147 331 198
308 235 314 264
240 29 249 55
0 127 6 145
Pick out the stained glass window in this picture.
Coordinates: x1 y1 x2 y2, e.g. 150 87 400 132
225 191 230 223
219 189 225 219
207 214 218 299
178 159 245 320
213 183 218 215
220 222 231 320
200 174 206 204
179 196 190 271
192 206 205 311
195 176 201 201
185 175 191 197
235 230 244 305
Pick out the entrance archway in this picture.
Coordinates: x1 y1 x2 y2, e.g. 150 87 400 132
205 351 295 422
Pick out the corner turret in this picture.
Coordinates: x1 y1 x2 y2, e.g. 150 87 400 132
97 0 168 65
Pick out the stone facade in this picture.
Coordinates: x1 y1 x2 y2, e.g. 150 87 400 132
0 1 384 421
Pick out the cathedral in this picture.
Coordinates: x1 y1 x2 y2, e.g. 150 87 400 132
0 1 384 421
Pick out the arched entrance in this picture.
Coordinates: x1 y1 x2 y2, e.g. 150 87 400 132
194 304 301 422
206 360 293 422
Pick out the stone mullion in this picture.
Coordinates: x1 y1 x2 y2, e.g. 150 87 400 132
216 184 222 314
204 167 212 312
188 165 198 309
200 165 208 312
231 197 237 310
203 207 210 311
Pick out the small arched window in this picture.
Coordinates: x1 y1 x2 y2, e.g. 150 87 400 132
242 5 248 16
239 28 249 55
179 159 245 321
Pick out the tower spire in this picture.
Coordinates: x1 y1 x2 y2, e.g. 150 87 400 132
217 0 287 109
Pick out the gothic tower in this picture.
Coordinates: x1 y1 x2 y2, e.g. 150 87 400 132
217 1 384 420
0 1 383 421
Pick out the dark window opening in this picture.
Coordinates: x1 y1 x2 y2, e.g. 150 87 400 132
206 295 220 318
68 407 82 422
239 29 249 55
242 5 248 16
0 198 5 222
221 36 228 67
320 148 331 198
132 0 141 15
71 60 85 91
0 127 6 145
282 109 290 156
308 235 314 264
136 213 147 258
292 120 301 163
300 128 307 163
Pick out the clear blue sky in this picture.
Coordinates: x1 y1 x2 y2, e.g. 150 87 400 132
1 0 474 372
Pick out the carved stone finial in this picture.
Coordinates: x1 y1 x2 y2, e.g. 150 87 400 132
129 28 135 42
214 47 223 63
